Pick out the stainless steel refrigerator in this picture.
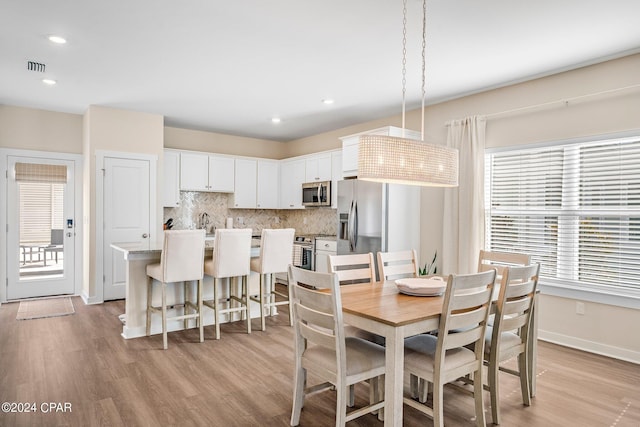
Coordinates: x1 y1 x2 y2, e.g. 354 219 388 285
336 179 421 279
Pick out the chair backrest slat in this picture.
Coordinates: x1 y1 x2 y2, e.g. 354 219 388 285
329 253 376 285
478 250 531 281
377 249 419 281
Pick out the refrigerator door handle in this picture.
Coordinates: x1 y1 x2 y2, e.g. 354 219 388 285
348 201 355 251
352 200 359 250
317 185 321 203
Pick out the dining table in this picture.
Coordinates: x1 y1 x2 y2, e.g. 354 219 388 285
338 279 539 427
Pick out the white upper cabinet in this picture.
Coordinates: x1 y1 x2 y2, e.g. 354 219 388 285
331 150 342 208
229 159 257 208
180 152 209 191
208 156 235 192
305 153 332 182
180 152 234 192
280 159 305 209
340 126 421 178
163 150 181 207
256 160 279 209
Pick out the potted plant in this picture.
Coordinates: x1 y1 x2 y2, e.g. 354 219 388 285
418 251 438 276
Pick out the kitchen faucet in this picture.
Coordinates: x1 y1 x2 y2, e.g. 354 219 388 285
198 212 211 231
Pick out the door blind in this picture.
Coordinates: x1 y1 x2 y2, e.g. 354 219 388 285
485 136 640 294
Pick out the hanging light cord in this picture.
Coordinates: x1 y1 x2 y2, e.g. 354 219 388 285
401 0 407 134
421 0 427 141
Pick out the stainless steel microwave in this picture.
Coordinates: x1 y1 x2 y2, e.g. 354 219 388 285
302 181 331 207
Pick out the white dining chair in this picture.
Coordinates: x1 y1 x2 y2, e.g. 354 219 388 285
202 228 252 340
146 229 206 350
478 249 531 282
377 249 419 281
288 265 385 426
328 253 377 285
249 228 295 331
402 269 496 427
485 263 540 425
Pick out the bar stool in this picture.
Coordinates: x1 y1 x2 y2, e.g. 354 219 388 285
249 228 295 331
202 228 252 340
146 229 206 350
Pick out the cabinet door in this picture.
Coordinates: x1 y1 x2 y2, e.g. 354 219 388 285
280 159 305 209
331 150 342 208
208 156 235 192
305 154 332 182
180 152 209 191
342 138 358 178
163 151 181 207
256 160 279 209
231 159 257 208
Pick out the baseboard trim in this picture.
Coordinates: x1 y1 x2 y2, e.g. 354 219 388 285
538 330 640 365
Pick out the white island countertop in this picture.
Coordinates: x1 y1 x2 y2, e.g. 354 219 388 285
111 238 261 260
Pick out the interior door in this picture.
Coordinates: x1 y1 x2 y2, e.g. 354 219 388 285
6 156 76 299
103 157 150 300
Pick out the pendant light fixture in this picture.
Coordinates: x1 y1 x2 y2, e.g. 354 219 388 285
358 0 458 187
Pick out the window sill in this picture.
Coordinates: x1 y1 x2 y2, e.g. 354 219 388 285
539 279 640 310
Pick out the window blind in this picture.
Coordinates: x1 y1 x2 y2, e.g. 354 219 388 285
485 136 640 295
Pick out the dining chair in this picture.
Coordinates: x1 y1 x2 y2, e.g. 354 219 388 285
287 265 385 426
402 269 497 427
377 249 419 281
484 263 540 425
477 249 531 282
249 228 295 331
202 228 252 340
146 229 206 350
328 252 377 285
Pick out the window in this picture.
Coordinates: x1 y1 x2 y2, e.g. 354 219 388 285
485 135 640 302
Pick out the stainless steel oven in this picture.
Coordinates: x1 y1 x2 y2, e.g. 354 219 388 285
302 181 331 207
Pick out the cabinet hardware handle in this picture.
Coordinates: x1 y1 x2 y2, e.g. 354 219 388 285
142 233 149 238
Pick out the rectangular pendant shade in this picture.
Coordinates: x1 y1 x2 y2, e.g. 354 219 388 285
357 135 459 187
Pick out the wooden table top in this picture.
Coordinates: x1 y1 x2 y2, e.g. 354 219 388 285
339 281 445 327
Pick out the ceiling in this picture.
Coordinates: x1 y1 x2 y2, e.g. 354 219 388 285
2 1 639 142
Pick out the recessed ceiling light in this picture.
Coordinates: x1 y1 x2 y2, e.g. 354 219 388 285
48 35 67 44
42 78 57 85
322 99 335 105
271 117 281 124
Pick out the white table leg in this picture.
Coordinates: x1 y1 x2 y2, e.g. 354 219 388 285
384 326 404 427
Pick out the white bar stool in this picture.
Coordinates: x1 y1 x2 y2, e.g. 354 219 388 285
202 228 252 340
146 229 206 350
249 228 295 331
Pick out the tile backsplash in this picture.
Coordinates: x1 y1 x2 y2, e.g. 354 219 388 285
164 191 337 236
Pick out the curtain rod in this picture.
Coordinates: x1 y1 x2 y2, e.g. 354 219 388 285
445 83 640 126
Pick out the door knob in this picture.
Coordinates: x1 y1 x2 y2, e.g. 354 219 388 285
142 233 149 238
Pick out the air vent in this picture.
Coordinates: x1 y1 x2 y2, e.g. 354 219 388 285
27 61 46 72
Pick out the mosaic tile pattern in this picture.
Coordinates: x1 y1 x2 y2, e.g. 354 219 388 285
164 191 337 236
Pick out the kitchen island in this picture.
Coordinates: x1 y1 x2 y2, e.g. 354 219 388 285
111 239 262 339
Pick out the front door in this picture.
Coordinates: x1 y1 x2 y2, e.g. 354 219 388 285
6 156 76 299
102 156 151 300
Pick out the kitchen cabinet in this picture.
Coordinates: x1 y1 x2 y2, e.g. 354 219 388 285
256 160 279 209
163 150 180 207
229 159 257 208
314 238 337 273
331 150 342 208
180 152 234 192
305 153 332 182
340 126 421 178
280 159 305 209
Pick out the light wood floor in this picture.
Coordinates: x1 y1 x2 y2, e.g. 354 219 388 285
1 297 638 426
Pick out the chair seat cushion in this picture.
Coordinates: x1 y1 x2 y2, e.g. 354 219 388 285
146 262 163 281
302 337 385 377
404 334 477 377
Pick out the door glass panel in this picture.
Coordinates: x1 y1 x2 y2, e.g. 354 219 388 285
16 163 66 281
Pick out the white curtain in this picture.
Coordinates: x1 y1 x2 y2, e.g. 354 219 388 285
442 116 486 274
